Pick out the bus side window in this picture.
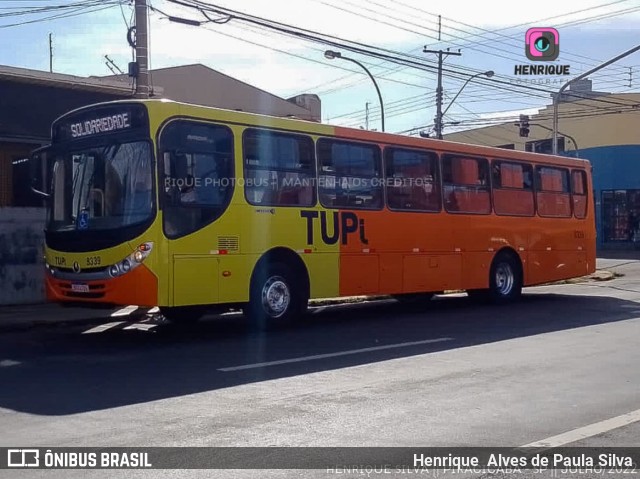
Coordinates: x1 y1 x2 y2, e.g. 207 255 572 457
318 138 382 210
243 129 315 207
159 120 235 239
442 155 490 214
385 147 440 212
536 166 571 217
492 161 534 216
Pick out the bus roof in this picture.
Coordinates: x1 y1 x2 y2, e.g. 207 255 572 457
53 98 590 170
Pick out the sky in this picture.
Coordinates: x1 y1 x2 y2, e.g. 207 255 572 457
1 0 640 140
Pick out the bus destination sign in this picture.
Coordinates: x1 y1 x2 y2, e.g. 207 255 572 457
53 104 148 143
70 113 131 138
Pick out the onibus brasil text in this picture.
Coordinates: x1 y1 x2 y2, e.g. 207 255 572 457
40 450 151 468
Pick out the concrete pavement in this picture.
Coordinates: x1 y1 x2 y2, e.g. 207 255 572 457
1 266 640 479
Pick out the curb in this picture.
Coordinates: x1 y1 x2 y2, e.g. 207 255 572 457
590 270 616 281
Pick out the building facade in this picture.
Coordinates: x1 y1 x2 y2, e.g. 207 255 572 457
443 80 640 250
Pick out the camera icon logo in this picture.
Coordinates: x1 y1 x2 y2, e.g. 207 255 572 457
525 27 559 61
7 449 40 467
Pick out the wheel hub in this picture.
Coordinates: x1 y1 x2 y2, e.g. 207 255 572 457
495 262 515 296
261 276 290 318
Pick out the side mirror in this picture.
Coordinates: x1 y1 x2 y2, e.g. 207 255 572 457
29 148 51 200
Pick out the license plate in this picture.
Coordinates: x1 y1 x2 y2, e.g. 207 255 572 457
71 283 90 293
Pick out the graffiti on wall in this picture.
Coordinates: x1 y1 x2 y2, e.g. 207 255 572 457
0 208 46 304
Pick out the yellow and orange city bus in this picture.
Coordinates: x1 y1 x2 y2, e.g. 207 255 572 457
33 99 596 326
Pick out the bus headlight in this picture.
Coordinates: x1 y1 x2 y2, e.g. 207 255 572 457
107 242 153 278
109 265 120 277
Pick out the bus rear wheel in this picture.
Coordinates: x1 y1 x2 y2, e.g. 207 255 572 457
245 262 303 330
488 252 522 303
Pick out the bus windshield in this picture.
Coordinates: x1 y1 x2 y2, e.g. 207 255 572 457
47 141 154 232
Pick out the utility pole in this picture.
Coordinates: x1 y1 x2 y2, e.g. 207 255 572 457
134 0 149 98
423 47 461 140
49 33 53 73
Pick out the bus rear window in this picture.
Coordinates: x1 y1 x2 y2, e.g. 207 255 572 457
572 169 588 219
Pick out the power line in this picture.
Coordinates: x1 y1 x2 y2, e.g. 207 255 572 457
386 0 636 74
0 1 121 28
299 0 636 96
164 0 640 112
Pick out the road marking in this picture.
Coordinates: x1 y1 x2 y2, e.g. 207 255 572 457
0 359 21 367
111 305 139 317
521 408 640 448
82 321 126 334
218 338 453 372
124 323 158 331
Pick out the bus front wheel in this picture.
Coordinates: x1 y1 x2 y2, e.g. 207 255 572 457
245 262 304 329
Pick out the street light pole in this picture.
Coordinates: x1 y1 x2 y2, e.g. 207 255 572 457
324 50 385 132
439 70 494 134
552 43 640 154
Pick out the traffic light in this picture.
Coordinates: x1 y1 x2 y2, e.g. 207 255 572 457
518 114 530 137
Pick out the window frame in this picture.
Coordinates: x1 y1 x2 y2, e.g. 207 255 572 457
157 118 235 239
316 137 384 211
441 153 492 215
571 169 589 219
525 137 565 154
534 164 572 218
384 146 441 213
242 128 317 208
490 159 535 217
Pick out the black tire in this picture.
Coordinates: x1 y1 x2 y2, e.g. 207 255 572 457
244 262 304 330
160 306 205 324
487 252 522 303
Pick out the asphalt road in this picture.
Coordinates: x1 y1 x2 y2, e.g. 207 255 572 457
1 261 640 479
